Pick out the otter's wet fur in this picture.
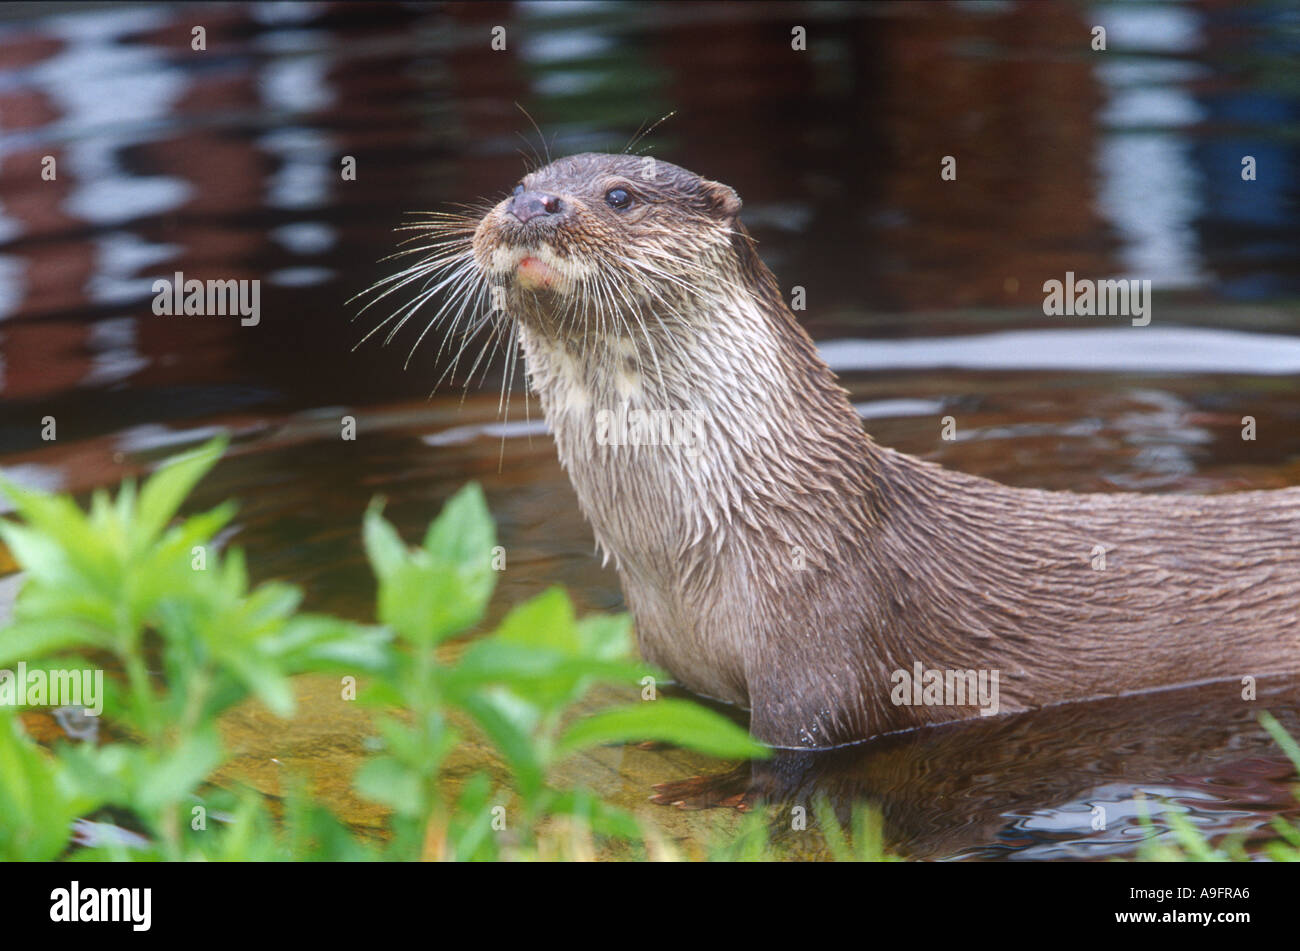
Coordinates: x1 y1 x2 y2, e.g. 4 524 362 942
376 152 1300 750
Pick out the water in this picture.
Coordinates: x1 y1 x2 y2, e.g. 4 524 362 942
1 0 1298 859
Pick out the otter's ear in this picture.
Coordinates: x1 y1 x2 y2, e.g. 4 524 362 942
699 179 742 221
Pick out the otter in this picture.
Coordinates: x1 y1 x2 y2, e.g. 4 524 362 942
383 152 1300 750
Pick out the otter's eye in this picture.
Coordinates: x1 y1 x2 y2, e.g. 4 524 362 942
512 183 524 197
605 187 632 210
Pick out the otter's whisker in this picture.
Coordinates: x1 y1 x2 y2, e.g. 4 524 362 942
428 277 488 371
404 263 486 368
514 102 550 169
419 261 491 367
349 241 474 315
599 260 670 394
496 317 523 472
381 256 477 347
623 109 677 156
437 305 500 392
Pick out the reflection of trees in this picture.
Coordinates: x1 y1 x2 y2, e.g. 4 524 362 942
1190 4 1300 301
647 3 1115 314
0 0 1295 432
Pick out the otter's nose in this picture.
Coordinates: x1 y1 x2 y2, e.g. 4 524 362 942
508 190 563 224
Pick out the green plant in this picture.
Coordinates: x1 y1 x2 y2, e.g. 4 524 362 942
704 796 900 863
1134 712 1300 862
0 437 390 859
0 436 766 861
357 483 767 859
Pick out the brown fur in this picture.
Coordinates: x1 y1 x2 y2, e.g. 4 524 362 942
469 152 1300 749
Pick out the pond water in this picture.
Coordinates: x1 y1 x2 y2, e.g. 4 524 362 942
1 1 1298 859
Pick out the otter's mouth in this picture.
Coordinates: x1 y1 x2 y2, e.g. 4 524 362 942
515 254 560 292
477 235 579 298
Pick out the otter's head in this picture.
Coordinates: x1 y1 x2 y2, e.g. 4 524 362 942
353 153 759 381
471 152 744 337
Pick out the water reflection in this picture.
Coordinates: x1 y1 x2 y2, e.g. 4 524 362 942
0 2 1296 425
673 676 1300 861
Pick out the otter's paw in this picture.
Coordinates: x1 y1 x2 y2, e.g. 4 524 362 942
649 765 756 811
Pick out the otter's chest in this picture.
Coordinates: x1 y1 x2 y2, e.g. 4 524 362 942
520 331 719 561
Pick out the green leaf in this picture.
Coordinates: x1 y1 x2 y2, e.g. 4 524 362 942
375 561 449 645
134 436 229 549
1271 816 1300 850
444 640 651 712
136 727 224 813
362 499 406 582
576 612 633 660
270 616 393 672
0 619 112 668
0 522 84 592
0 713 98 860
354 756 424 817
457 691 545 798
1261 712 1300 775
1164 809 1224 862
57 742 134 806
557 698 769 760
546 789 643 840
812 796 852 862
157 501 237 557
447 772 498 861
494 587 578 654
113 477 137 527
0 479 94 550
376 559 493 647
203 789 277 861
224 655 295 717
282 788 380 861
231 582 303 634
366 487 498 646
0 479 121 598
358 678 407 708
423 482 494 567
373 714 429 768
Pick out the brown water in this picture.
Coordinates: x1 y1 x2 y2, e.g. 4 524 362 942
1 1 1299 860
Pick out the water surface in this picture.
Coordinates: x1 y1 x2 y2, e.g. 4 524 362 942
1 1 1298 859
